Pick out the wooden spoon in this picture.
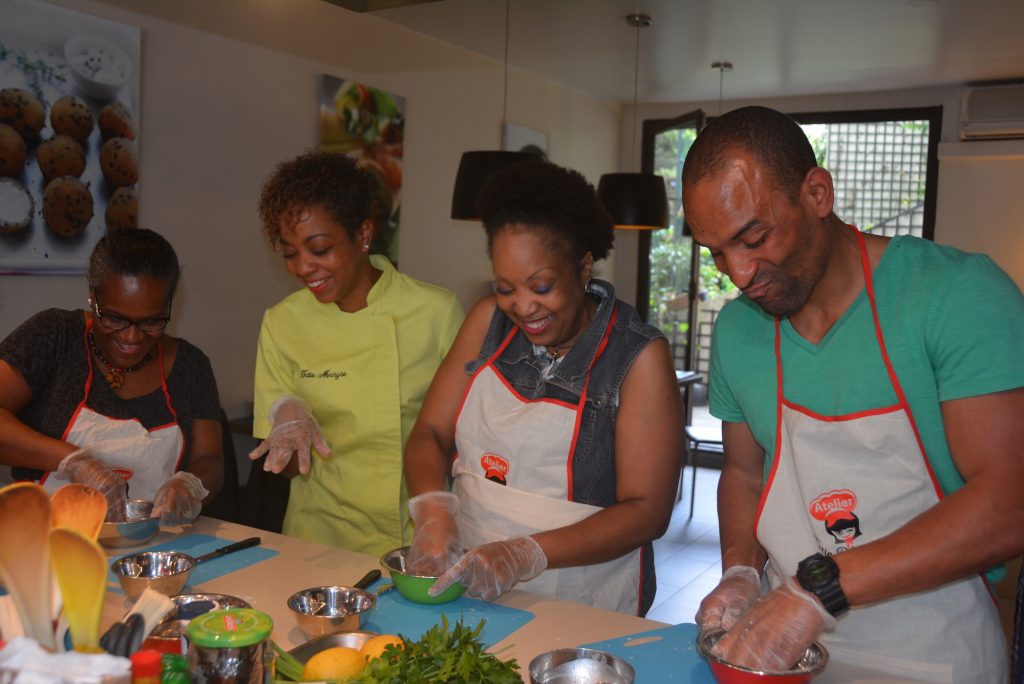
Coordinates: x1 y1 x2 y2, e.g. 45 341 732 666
49 527 107 652
0 482 54 649
51 483 107 540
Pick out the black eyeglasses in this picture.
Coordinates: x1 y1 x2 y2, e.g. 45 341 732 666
90 291 172 333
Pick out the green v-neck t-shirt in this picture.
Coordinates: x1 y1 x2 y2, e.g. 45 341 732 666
709 235 1024 497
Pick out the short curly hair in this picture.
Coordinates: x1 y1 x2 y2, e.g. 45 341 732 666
478 159 614 268
258 150 376 248
681 106 817 202
88 228 180 298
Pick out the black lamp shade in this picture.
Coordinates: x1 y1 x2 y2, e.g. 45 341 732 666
597 172 669 230
451 150 538 220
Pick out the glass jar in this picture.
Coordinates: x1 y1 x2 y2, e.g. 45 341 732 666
185 609 273 683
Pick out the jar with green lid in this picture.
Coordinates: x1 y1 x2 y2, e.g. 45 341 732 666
185 609 273 683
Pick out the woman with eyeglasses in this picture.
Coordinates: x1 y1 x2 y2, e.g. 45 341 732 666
0 228 223 522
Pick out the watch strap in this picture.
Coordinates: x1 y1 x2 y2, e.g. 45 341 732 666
797 553 849 618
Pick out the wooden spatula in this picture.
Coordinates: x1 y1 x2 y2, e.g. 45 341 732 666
49 527 107 652
51 483 107 539
0 482 54 649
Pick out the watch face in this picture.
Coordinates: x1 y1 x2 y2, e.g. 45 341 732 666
805 561 833 586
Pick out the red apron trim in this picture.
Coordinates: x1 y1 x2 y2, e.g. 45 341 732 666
565 307 618 501
50 317 185 481
781 397 903 422
855 229 943 499
491 368 580 410
754 318 788 535
453 322 520 428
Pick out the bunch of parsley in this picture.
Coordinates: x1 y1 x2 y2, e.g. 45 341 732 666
273 616 522 683
352 616 522 683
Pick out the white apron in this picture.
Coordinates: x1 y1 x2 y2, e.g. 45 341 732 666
452 308 644 615
754 229 1006 683
40 320 185 501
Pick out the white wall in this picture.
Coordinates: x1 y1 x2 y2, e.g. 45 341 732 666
935 140 1024 289
0 0 620 416
616 85 1024 300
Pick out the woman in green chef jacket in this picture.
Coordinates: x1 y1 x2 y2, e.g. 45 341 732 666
249 151 463 556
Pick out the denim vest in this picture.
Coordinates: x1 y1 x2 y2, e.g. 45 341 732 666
465 279 665 614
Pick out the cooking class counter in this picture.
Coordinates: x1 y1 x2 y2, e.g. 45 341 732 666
100 516 918 683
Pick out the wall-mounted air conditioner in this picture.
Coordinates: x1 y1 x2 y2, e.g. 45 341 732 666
959 83 1024 140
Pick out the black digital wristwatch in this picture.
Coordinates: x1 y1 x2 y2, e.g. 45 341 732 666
796 553 849 618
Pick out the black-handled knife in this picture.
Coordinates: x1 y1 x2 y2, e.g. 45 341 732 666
354 569 382 590
193 536 261 564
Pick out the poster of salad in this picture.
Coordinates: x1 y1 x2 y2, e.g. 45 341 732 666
319 75 404 266
0 0 140 275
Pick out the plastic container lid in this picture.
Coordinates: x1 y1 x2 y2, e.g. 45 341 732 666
185 608 273 648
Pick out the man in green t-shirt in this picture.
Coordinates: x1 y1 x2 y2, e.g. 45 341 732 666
680 106 1024 682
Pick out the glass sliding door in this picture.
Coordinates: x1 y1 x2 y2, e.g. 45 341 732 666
638 110 704 377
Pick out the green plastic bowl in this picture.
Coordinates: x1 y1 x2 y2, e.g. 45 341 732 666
380 546 466 605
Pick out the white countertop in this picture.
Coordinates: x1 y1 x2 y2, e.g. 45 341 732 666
101 517 916 683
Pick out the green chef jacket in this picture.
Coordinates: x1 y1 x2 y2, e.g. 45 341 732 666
253 256 463 555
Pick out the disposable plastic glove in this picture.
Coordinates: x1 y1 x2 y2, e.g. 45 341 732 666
152 471 210 525
712 578 836 672
56 448 127 521
405 491 461 577
248 396 332 475
431 536 548 602
695 565 761 633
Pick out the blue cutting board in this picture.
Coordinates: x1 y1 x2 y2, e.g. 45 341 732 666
581 623 715 683
105 534 279 594
362 578 534 647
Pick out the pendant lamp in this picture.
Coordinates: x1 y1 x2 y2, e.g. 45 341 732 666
450 0 538 220
597 13 668 231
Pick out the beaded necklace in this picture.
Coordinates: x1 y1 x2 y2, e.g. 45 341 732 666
87 331 153 390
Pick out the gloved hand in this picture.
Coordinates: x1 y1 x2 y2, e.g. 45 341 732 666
406 491 462 577
152 471 210 525
712 578 836 672
695 565 761 633
431 536 548 602
57 448 127 522
248 396 332 475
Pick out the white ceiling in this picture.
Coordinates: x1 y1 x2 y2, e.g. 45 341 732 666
372 0 1024 104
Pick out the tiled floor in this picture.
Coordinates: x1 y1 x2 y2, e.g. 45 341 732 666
646 464 723 625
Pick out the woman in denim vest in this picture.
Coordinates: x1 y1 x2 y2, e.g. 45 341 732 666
404 159 683 616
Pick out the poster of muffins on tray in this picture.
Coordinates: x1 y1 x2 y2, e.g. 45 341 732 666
0 0 140 275
319 74 404 267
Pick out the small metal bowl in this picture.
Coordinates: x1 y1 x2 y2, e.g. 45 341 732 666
286 586 376 638
697 629 829 683
287 630 379 664
110 550 195 599
171 593 251 621
99 499 160 548
529 647 636 684
380 546 466 605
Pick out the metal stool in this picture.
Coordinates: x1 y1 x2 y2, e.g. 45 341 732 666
681 424 723 520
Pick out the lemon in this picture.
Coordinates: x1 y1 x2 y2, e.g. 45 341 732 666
359 633 404 661
301 646 366 681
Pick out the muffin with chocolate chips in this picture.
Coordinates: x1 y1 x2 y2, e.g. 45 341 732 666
98 101 136 141
0 123 27 177
43 175 94 237
99 137 137 187
37 134 87 183
0 88 45 141
50 95 95 144
105 186 138 230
